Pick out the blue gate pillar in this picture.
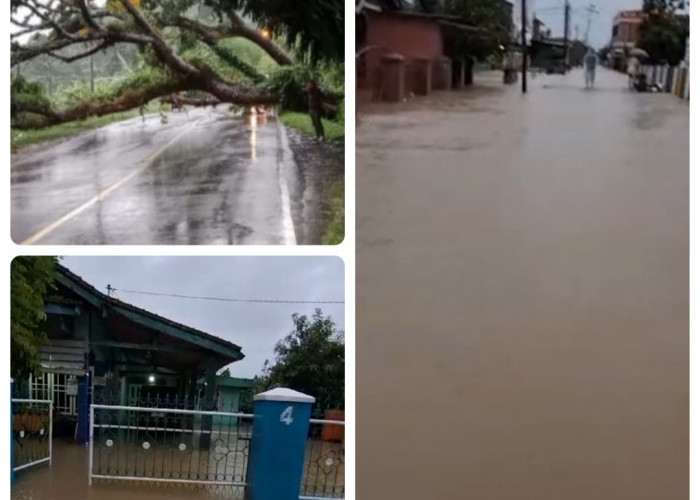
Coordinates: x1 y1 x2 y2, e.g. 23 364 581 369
11 379 15 485
76 374 90 444
245 388 315 500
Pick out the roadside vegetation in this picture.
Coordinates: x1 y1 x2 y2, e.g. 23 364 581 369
11 0 345 244
321 180 344 245
11 102 160 150
11 0 344 135
279 112 344 143
241 309 344 412
279 92 344 245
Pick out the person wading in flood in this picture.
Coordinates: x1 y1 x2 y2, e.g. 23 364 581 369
306 79 325 142
584 48 598 89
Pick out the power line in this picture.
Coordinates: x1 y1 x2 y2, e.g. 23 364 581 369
582 3 599 45
107 287 345 305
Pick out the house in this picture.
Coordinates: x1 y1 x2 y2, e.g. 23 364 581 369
13 264 251 442
530 39 567 71
611 10 644 49
356 0 513 103
609 9 644 70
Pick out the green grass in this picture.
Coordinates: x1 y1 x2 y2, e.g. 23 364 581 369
279 111 344 245
321 180 345 245
279 112 344 143
11 103 160 150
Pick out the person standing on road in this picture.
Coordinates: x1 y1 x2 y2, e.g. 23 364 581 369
627 55 640 89
306 79 325 142
584 48 598 89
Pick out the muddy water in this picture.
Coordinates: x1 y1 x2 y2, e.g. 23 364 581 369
12 440 243 500
357 70 688 500
12 437 344 499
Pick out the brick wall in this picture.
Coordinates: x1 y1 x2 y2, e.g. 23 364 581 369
358 12 443 92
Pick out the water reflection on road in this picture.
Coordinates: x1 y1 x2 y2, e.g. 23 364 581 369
11 109 298 245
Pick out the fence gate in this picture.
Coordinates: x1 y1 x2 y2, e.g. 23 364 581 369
12 399 53 473
30 372 78 416
90 404 253 495
301 418 345 499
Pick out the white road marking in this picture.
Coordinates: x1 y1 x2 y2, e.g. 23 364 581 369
20 117 204 245
276 118 298 245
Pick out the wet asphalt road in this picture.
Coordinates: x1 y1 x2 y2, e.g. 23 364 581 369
357 69 688 500
12 108 302 245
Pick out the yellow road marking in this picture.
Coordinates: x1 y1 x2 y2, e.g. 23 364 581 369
21 118 202 245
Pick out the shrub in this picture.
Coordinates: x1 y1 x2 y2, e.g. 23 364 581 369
265 64 317 112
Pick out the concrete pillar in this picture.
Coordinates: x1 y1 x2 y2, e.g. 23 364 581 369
672 68 680 96
452 59 465 89
380 53 406 102
244 388 315 500
76 374 90 444
200 368 216 449
411 58 432 95
432 56 452 90
465 58 474 86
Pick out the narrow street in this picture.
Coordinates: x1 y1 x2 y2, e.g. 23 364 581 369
357 68 688 500
11 108 332 245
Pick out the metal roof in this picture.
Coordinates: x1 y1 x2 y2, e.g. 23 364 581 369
49 264 245 373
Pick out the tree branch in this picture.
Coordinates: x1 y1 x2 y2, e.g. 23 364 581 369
11 29 153 67
12 74 276 129
23 1 78 40
227 10 293 66
118 0 201 77
47 41 114 63
166 17 265 81
165 12 294 67
12 77 193 128
76 0 102 31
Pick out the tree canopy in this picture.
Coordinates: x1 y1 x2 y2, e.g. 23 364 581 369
10 256 58 379
11 0 343 128
440 0 513 61
638 0 689 65
259 309 344 410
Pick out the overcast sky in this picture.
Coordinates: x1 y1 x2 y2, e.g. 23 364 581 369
522 0 686 49
60 256 345 379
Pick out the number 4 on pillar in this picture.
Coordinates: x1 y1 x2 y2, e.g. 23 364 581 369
280 406 294 425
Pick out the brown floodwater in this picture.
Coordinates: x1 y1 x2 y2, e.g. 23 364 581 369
12 436 343 499
357 69 688 500
11 440 239 500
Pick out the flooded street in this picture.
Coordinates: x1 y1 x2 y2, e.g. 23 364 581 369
11 108 333 245
357 69 688 500
12 440 237 500
12 436 343 500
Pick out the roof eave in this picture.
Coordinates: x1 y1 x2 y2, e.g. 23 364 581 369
55 264 244 362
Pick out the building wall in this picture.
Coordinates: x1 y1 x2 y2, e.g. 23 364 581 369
612 10 643 46
359 12 443 90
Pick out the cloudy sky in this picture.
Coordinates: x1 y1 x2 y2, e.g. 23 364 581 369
521 0 684 49
60 256 345 379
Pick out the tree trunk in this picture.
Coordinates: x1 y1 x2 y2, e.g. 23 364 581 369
12 75 275 129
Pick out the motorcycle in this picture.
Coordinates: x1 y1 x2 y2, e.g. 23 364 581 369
629 72 661 93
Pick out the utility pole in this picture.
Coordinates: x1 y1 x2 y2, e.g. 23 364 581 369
90 54 95 93
563 1 570 69
521 0 527 93
583 3 599 46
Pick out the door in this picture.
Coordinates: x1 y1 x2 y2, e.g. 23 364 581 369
128 384 142 405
